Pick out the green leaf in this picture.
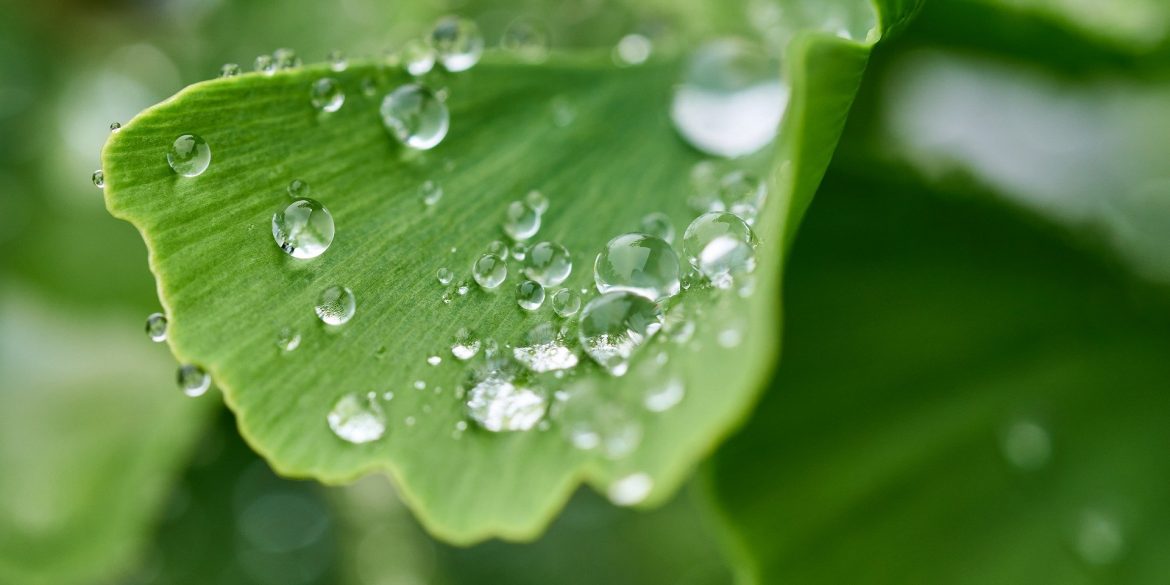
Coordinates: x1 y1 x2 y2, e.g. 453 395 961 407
706 172 1170 584
0 287 213 585
100 1 919 542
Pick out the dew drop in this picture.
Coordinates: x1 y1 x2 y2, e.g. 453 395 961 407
510 241 530 261
578 291 664 376
400 38 436 76
109 121 121 132
167 134 211 177
287 179 310 199
145 312 167 342
177 364 210 397
430 16 484 72
503 201 541 241
309 77 345 112
276 326 301 352
419 180 443 206
486 240 509 258
551 288 581 318
456 282 470 296
380 84 449 150
427 355 442 366
254 54 276 75
524 241 572 286
465 371 546 432
220 63 241 77
472 253 507 289
644 377 685 412
553 381 642 457
513 323 579 373
315 285 355 326
614 34 652 66
327 393 385 444
639 212 675 243
717 323 744 348
1000 419 1051 471
360 76 378 97
594 233 681 301
92 169 105 189
501 16 550 62
516 280 546 311
683 212 759 288
670 39 787 158
272 199 335 259
608 473 652 506
436 267 454 285
327 49 347 72
451 327 481 360
718 171 766 224
273 48 300 70
524 190 549 213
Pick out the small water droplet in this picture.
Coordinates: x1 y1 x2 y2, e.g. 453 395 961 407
486 240 509 258
607 473 652 506
309 77 345 112
382 390 395 400
1000 419 1051 471
513 323 579 373
683 212 759 288
427 355 442 366
436 267 454 285
524 241 572 286
92 169 105 189
451 327 481 360
516 280 546 311
465 370 546 432
177 364 210 397
551 288 581 318
594 233 681 301
644 377 685 412
639 212 675 243
315 285 355 326
1075 510 1125 566
456 282 470 296
220 63 241 77
472 253 508 289
419 180 443 206
671 39 787 158
501 16 550 62
360 76 378 97
327 393 385 444
550 95 576 127
413 380 426 391
405 415 416 427
614 34 652 66
167 134 211 177
578 291 664 376
503 201 541 241
430 16 484 72
380 84 449 150
718 171 766 224
276 326 301 352
109 121 121 132
524 190 549 213
454 420 468 431
327 49 347 72
273 48 300 70
254 54 276 75
272 199 335 259
145 312 167 342
510 241 530 261
717 323 743 348
287 179 310 198
400 38 436 76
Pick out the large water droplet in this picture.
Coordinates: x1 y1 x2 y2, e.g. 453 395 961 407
309 77 345 112
177 364 210 397
594 233 681 301
503 201 541 241
578 291 664 376
554 381 643 457
145 312 167 342
380 84 449 150
639 212 675 243
551 288 581 318
516 280 546 311
502 16 550 62
513 323 579 373
315 285 355 326
400 39 436 76
451 327 481 360
167 134 211 177
524 241 572 286
670 39 787 158
272 199 335 259
430 16 484 72
683 212 759 288
327 393 385 444
718 171 767 224
465 371 546 432
608 473 652 506
472 253 507 289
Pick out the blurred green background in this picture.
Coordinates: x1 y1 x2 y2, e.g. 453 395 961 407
2 0 1169 583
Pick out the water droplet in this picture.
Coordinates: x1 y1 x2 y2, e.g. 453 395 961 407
614 34 652 66
486 240 509 258
524 241 572 286
1075 510 1125 565
513 323 579 373
550 95 576 127
427 355 442 366
309 77 345 112
1000 419 1051 471
465 371 546 432
92 169 104 189
510 241 530 261
607 473 652 506
276 327 301 352
220 63 241 77
717 323 744 348
413 380 426 391
472 253 507 289
551 288 581 318
671 39 787 158
430 16 484 72
503 201 541 241
524 190 549 213
718 171 766 224
272 199 335 259
405 415 416 427
400 38 436 76
451 327 481 360
145 312 167 342
177 364 210 397
594 233 681 301
501 16 550 62
644 377 684 412
419 180 442 206
315 285 355 326
456 282 470 295
327 393 385 444
254 54 276 75
639 212 675 243
109 121 121 132
360 76 378 97
436 267 454 285
167 134 211 177
683 212 759 288
553 381 642 457
383 390 395 400
516 280 546 311
327 49 347 72
273 48 300 70
578 292 664 376
380 84 449 150
287 179 310 198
